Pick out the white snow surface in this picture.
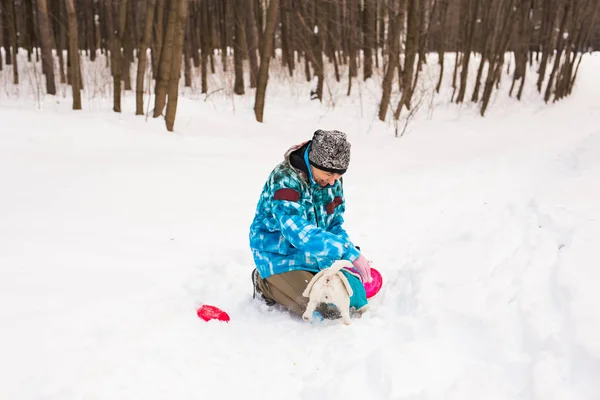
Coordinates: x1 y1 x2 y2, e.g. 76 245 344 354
1 52 600 400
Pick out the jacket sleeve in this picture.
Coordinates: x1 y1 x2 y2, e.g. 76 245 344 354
269 184 360 262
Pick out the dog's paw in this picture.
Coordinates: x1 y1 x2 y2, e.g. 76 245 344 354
302 313 313 322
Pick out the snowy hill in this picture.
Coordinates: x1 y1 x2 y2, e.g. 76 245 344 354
1 53 599 399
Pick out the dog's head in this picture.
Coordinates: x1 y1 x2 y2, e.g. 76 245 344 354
302 260 354 300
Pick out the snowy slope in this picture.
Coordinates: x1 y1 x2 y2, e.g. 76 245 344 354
1 53 599 399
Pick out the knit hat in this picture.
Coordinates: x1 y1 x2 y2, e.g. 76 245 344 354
308 129 351 174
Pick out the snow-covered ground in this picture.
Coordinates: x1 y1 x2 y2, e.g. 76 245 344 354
1 52 599 399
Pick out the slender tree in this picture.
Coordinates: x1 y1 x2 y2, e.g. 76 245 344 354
246 0 260 88
7 0 18 84
233 0 246 95
363 0 376 80
37 0 57 95
254 0 279 122
136 0 157 115
113 0 128 112
378 0 405 122
65 0 82 109
154 0 179 117
165 0 188 132
395 0 421 120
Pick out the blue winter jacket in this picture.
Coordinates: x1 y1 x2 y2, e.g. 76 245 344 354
249 141 362 279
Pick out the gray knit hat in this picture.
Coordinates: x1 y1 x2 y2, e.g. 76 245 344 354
308 129 351 174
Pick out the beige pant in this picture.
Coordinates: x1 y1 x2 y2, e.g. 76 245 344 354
256 270 314 316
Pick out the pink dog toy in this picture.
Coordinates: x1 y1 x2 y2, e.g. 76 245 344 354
364 267 383 298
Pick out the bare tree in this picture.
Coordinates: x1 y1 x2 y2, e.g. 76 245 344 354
0 6 3 71
2 4 12 68
200 0 209 93
378 0 405 122
165 0 188 132
394 0 421 120
363 0 376 80
7 0 18 84
65 0 82 109
456 0 481 103
113 0 128 112
254 0 279 122
435 0 449 92
536 0 558 92
544 1 570 103
37 0 57 95
233 0 246 95
136 0 157 115
154 0 179 117
347 0 358 95
246 0 260 88
152 0 165 78
480 0 517 116
509 0 533 100
471 0 495 102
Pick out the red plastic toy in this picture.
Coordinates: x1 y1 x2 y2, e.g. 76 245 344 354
197 305 230 322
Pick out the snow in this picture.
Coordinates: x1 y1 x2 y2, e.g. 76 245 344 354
1 52 600 399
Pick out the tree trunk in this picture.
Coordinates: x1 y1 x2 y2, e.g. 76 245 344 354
536 0 557 92
189 1 200 68
246 0 260 88
0 7 3 71
347 0 357 95
363 0 375 80
544 1 570 103
122 0 136 92
7 0 18 84
378 1 404 122
165 0 188 132
509 0 530 98
86 0 96 61
105 0 114 73
23 0 35 63
326 0 340 82
281 0 294 77
394 0 421 121
154 0 179 117
58 0 67 83
152 0 166 79
221 0 230 72
436 0 449 92
113 0 128 112
2 6 11 66
254 0 279 123
481 0 517 116
233 0 246 95
65 0 81 109
567 0 600 95
37 0 57 95
456 0 481 103
314 0 326 101
136 0 157 115
183 10 192 87
471 0 495 102
200 0 209 93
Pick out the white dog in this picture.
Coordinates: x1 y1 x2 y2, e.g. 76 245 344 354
302 260 356 325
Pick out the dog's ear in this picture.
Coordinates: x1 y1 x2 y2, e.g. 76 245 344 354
336 271 354 297
302 269 327 297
